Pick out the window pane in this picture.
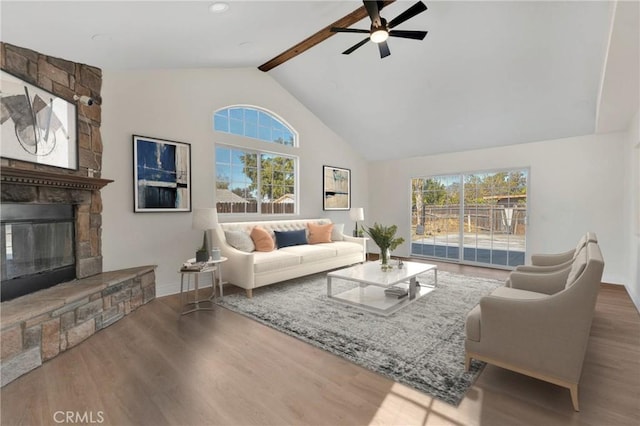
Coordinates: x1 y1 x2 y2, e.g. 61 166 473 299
230 119 243 135
245 122 258 139
272 129 283 144
258 126 271 141
229 108 243 120
215 146 231 164
214 107 297 146
244 108 258 125
214 115 228 132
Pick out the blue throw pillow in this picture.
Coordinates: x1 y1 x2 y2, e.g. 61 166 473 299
274 229 307 248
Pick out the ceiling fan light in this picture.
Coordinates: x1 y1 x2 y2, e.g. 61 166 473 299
370 29 389 43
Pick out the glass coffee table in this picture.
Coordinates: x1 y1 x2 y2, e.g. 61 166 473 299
327 261 438 316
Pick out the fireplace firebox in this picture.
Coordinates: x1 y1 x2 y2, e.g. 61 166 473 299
1 203 76 301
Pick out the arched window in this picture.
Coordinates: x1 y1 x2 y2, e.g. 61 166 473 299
214 106 298 215
214 106 297 146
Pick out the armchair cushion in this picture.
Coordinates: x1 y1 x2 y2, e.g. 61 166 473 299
509 267 571 295
566 248 588 288
465 287 547 342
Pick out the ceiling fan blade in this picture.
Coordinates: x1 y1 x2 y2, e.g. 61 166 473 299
343 38 371 55
330 27 370 34
363 0 382 26
388 1 427 29
378 41 391 58
389 30 428 40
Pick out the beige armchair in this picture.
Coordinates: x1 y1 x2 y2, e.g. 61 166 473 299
516 232 597 272
465 242 604 411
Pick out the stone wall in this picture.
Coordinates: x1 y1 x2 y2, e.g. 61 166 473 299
0 266 157 386
0 42 104 279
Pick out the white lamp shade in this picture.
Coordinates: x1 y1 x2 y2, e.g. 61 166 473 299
349 207 364 221
192 208 218 230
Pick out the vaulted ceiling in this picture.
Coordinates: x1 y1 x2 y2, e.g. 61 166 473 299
2 1 638 161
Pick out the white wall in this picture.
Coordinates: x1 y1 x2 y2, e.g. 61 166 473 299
368 132 628 285
101 68 368 296
624 110 640 310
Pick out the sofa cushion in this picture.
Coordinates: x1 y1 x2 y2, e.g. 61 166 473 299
279 245 336 263
251 226 275 252
253 251 300 273
224 230 255 253
274 229 308 248
308 223 333 244
327 241 363 256
331 223 344 241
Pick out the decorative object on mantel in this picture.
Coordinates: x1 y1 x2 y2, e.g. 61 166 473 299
350 207 365 237
364 222 405 270
1 70 78 170
192 208 218 262
133 134 191 212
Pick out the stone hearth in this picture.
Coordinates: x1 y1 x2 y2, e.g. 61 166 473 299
0 266 157 386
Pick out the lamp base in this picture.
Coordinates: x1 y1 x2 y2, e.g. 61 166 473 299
195 251 209 263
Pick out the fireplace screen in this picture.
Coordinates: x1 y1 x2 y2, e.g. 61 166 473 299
1 204 75 301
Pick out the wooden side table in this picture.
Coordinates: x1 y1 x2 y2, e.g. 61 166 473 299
178 257 227 315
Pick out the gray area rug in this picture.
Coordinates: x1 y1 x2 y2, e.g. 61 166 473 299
218 269 503 406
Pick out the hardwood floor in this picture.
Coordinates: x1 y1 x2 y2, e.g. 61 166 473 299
1 261 639 426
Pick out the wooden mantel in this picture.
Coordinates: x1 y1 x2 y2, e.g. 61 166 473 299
0 167 113 191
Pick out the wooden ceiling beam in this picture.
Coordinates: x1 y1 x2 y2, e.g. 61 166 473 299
258 0 396 72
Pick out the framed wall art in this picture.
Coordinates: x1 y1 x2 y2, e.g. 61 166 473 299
323 165 351 210
0 70 78 169
133 135 191 212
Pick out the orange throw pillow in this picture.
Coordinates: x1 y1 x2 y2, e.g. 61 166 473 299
250 226 275 252
307 223 334 244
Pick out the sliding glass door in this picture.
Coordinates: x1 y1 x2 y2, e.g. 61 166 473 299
411 169 527 268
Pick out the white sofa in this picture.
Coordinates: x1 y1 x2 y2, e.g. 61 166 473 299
211 218 366 297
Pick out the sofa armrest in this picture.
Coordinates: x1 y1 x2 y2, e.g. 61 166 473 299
509 268 570 295
211 226 255 289
342 235 367 261
531 249 575 266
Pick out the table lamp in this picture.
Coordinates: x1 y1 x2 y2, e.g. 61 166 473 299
192 208 218 262
350 207 364 237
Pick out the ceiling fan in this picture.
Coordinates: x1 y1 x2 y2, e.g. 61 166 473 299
330 0 428 58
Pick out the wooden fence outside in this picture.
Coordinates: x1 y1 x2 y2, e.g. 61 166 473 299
216 202 295 215
412 204 527 235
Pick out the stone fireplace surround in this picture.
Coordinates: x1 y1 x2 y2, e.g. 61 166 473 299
0 43 157 386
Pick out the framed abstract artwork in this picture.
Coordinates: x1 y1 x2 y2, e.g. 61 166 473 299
133 135 191 212
0 70 77 169
323 165 351 210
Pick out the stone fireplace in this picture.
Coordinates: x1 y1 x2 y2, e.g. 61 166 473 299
1 42 107 278
0 43 156 387
1 168 113 301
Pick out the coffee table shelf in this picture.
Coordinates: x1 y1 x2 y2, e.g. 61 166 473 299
327 261 437 316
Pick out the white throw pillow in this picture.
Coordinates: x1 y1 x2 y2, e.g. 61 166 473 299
224 230 255 253
331 223 345 241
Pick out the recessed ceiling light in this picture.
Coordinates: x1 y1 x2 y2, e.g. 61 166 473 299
209 2 229 13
